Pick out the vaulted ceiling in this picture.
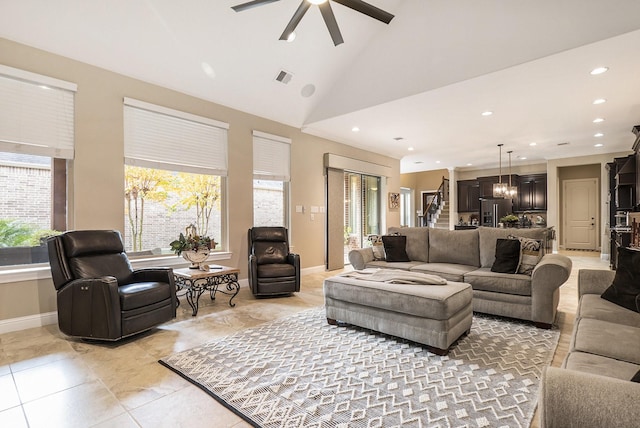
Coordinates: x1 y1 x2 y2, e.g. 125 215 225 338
2 0 640 172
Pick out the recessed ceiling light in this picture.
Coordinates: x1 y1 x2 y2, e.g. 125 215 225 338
594 143 604 147
529 142 537 146
590 67 609 75
594 132 604 137
408 147 414 151
520 157 527 160
435 160 441 164
593 118 604 123
201 62 215 78
351 126 360 132
467 163 473 166
593 98 606 105
481 111 493 116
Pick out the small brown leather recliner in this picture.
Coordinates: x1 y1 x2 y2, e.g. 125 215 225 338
248 227 300 297
47 230 177 341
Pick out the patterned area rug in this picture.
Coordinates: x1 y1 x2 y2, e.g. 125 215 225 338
160 307 559 428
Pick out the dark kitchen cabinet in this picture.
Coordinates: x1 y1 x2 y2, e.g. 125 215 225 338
615 155 635 210
478 175 518 199
634 125 640 208
518 174 547 211
478 177 496 199
457 180 480 212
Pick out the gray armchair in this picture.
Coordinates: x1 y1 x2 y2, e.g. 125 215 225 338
47 230 176 340
248 227 300 297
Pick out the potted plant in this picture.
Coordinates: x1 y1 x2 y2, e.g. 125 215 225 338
170 224 216 269
500 214 520 228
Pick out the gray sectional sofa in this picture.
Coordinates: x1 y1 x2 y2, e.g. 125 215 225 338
348 226 572 328
539 269 640 428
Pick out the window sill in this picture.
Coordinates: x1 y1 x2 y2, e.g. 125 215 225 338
0 252 233 284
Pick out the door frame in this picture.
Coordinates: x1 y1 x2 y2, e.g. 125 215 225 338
562 177 599 250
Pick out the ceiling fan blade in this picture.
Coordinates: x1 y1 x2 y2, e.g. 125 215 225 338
332 0 394 24
279 1 311 41
319 2 344 46
231 0 280 13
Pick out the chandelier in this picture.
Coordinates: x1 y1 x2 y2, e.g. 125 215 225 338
492 144 508 198
506 150 518 198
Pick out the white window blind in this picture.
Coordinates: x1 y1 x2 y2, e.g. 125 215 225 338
0 65 76 159
124 98 229 176
253 131 291 181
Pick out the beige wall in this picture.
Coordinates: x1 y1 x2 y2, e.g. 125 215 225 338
400 169 449 216
0 38 400 322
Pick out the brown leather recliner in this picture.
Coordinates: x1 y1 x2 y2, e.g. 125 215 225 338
47 230 177 340
248 227 300 297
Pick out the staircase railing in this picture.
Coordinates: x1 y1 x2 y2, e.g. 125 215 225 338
423 176 449 227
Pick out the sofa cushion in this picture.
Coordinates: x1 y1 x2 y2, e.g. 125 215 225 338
601 246 640 313
563 352 640 382
478 227 546 268
411 263 477 283
365 235 386 260
577 294 640 328
382 235 410 262
463 267 532 296
491 238 521 274
571 317 640 365
512 236 543 275
365 260 424 271
388 227 429 262
428 228 479 267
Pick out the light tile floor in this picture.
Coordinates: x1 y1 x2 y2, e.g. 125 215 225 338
0 251 609 428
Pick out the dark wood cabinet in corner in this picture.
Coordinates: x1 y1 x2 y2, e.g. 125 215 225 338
457 179 480 213
633 125 640 209
518 174 547 211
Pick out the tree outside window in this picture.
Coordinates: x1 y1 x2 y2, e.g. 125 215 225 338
124 165 222 254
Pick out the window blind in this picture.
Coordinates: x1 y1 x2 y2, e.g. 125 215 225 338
124 98 229 176
253 130 291 181
0 65 76 159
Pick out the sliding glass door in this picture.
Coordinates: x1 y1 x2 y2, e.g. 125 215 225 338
344 172 381 262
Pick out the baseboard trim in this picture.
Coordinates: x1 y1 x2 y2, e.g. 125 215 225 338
0 311 57 335
301 265 328 275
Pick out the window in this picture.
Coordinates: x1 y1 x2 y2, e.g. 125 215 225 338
0 65 75 267
400 187 413 226
344 172 381 262
252 131 290 227
123 98 228 254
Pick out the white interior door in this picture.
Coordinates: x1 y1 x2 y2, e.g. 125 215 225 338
563 178 598 250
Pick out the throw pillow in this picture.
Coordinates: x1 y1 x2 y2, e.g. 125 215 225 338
509 235 543 275
367 235 386 261
382 235 410 262
491 238 521 274
601 246 640 313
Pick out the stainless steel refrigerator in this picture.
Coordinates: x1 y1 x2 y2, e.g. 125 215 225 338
481 198 513 227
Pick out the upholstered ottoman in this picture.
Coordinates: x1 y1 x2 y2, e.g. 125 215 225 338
323 273 473 355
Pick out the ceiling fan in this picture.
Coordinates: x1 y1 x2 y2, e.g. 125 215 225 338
231 0 394 46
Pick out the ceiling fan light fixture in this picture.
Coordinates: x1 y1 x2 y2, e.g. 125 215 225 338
308 0 327 4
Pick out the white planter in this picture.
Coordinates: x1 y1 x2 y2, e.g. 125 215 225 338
181 248 210 269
